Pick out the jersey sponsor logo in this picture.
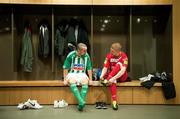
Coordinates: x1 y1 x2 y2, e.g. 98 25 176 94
73 64 84 70
110 58 119 63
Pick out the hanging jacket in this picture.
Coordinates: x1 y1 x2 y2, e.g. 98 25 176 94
56 28 64 56
77 26 89 53
55 23 69 56
67 19 89 52
65 26 77 56
66 21 89 46
20 28 33 72
66 26 76 45
77 27 89 45
38 24 50 58
66 18 78 46
77 19 89 47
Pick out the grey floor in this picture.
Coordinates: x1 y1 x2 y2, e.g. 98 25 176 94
0 105 180 119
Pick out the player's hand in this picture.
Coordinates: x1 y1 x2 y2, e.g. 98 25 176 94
100 76 104 81
89 80 93 86
63 79 68 86
109 78 116 85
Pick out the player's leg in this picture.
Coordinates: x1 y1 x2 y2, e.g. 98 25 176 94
107 63 121 80
78 74 89 111
109 83 118 110
107 63 126 110
80 74 89 101
67 73 85 110
108 65 128 110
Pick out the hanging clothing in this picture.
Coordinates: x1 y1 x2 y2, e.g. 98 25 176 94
66 26 76 45
20 28 33 72
55 28 65 56
65 26 77 56
77 26 89 50
56 18 90 56
55 22 69 56
75 25 79 43
38 24 50 58
66 20 89 47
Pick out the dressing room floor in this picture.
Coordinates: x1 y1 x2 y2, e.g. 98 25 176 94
0 105 180 119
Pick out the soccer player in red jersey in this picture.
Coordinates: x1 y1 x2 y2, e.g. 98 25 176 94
100 43 128 110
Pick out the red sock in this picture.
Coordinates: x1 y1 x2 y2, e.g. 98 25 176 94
107 64 121 80
110 83 117 101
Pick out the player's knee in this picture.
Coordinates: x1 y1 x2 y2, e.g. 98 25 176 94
69 79 76 84
81 79 88 85
110 83 117 87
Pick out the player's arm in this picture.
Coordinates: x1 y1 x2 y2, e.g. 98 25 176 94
63 69 69 85
111 64 126 81
63 69 68 80
87 69 93 85
100 67 108 80
86 54 93 83
110 59 128 82
87 70 93 81
63 54 71 85
100 55 110 80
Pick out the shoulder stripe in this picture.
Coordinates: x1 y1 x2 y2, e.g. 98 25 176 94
67 51 76 58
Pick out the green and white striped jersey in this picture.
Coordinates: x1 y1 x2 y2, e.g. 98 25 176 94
63 51 92 73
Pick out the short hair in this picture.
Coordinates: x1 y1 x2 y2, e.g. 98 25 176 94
77 43 87 51
111 43 122 51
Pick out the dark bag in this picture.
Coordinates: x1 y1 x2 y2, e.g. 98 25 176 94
162 81 176 100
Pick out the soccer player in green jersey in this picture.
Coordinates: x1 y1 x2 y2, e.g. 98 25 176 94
63 43 93 111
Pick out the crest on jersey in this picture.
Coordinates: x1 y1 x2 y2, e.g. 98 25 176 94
123 60 128 65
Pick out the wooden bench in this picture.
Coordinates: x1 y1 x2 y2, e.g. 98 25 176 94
0 80 174 105
0 80 162 87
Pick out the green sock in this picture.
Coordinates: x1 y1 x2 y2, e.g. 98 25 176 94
81 84 88 101
70 83 84 105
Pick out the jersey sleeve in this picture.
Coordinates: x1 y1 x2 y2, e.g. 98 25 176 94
121 54 128 68
63 54 72 69
86 54 92 70
103 54 110 68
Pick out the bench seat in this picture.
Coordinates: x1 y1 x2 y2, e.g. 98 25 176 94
0 80 174 105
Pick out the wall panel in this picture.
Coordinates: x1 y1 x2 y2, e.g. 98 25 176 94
173 0 180 104
132 0 172 5
93 0 172 5
93 0 132 5
0 86 133 105
133 87 176 104
0 0 10 3
52 0 91 5
11 0 51 4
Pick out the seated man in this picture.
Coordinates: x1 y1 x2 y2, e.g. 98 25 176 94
63 43 92 111
100 43 128 110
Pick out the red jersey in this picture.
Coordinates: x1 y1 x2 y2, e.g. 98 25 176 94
104 51 128 70
103 52 128 81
